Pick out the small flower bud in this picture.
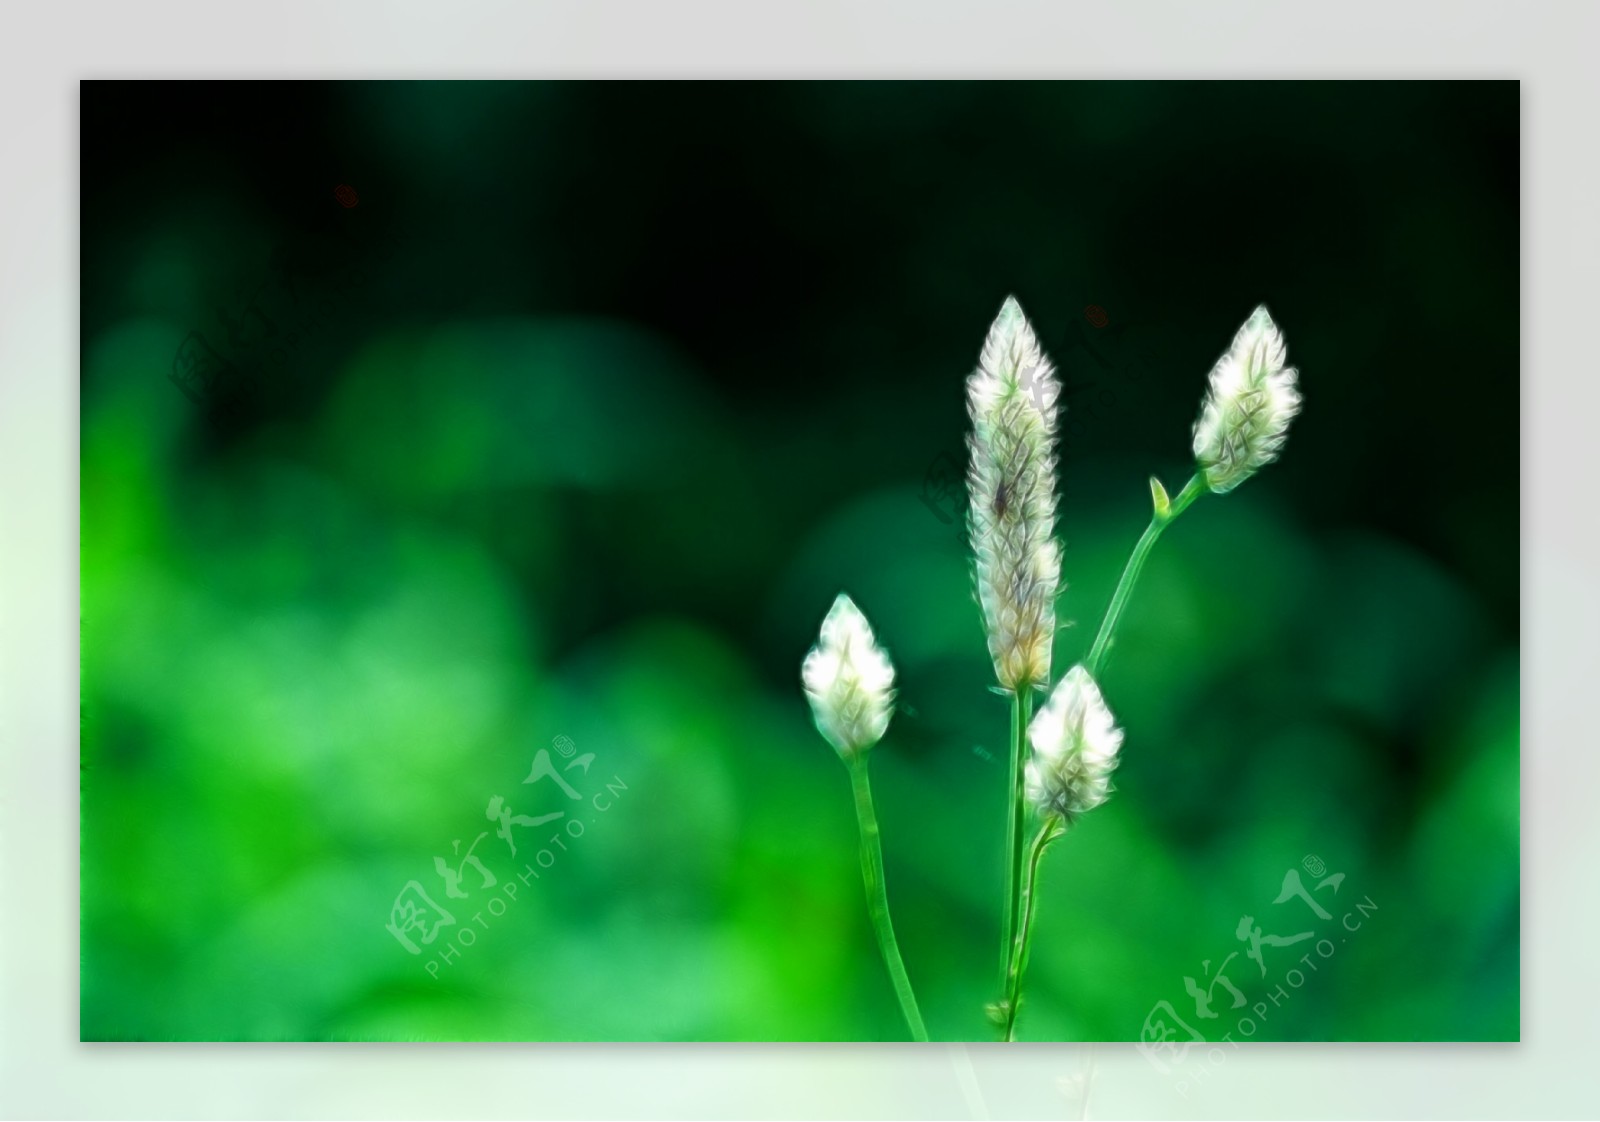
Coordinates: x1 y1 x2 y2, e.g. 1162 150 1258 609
1191 305 1302 494
801 592 896 759
1025 665 1123 821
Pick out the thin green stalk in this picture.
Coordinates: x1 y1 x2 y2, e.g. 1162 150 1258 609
1001 688 1033 991
1084 474 1208 675
847 755 929 1042
1003 815 1065 1041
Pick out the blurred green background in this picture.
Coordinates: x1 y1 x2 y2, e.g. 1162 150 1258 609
80 81 1518 1042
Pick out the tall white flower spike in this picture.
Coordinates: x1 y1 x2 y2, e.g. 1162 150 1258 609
1192 305 1302 494
966 296 1062 692
1025 665 1124 821
802 592 896 759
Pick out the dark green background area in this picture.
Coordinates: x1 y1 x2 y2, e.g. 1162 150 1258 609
80 81 1518 1041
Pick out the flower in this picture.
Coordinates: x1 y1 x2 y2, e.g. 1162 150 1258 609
967 296 1062 692
802 592 896 759
1191 305 1302 494
1025 665 1123 821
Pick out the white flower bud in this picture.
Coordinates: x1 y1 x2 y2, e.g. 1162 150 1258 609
1191 305 1302 494
1025 665 1123 821
802 592 896 759
967 296 1062 692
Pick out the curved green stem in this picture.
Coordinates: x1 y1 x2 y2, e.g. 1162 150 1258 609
1003 815 1065 1041
1001 689 1033 991
1084 474 1208 675
848 755 929 1042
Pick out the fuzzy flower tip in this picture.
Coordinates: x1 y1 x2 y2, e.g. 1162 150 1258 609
966 296 1062 692
1192 305 1302 494
1025 665 1123 821
801 592 896 760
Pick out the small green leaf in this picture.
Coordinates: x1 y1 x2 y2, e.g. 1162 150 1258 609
1149 475 1172 519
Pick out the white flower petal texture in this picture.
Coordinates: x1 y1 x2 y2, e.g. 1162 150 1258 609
1025 665 1124 821
802 592 896 759
1191 305 1302 494
966 296 1062 692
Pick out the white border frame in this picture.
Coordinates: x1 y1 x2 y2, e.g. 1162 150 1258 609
4 5 1589 1117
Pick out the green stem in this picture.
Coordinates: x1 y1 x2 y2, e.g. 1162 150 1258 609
1001 688 1033 991
1003 815 1064 1041
848 755 929 1042
1084 474 1208 676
